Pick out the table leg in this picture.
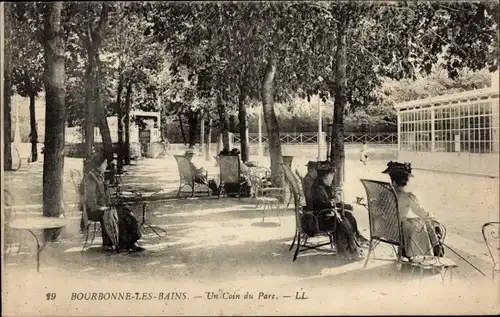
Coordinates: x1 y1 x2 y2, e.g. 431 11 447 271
141 202 167 238
25 229 42 272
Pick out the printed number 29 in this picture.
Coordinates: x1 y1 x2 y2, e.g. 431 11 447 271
46 293 56 300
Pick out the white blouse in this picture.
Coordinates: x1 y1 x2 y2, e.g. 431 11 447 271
395 187 433 220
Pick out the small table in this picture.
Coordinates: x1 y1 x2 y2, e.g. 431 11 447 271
8 217 68 272
118 186 167 238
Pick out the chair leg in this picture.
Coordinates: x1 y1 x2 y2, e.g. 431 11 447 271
293 233 301 262
286 188 292 209
329 234 335 252
90 223 98 245
82 224 91 251
17 232 23 255
261 202 267 222
275 201 281 224
363 239 374 268
289 231 297 251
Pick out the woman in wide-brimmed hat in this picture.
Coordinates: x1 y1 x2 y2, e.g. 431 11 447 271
309 163 365 260
80 151 144 252
382 161 444 259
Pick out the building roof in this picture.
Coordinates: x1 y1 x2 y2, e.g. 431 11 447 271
394 87 500 110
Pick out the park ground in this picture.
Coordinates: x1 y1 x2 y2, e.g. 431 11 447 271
2 146 499 316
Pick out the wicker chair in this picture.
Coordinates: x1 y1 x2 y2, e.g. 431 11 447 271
281 163 336 262
282 156 293 167
215 155 248 199
360 179 458 283
173 155 211 198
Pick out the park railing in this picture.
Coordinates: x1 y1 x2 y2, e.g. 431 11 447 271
232 132 397 145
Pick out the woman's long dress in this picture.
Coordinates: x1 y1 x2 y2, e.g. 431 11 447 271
311 181 359 255
81 170 119 248
396 189 440 258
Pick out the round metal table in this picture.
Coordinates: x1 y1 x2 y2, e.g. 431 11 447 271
118 186 167 238
8 217 68 272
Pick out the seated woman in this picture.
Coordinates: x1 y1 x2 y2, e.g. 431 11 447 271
80 152 144 252
310 166 363 259
304 162 368 244
382 161 444 259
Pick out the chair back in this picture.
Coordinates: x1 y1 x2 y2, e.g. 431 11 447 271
482 221 499 275
294 169 305 190
359 179 402 246
283 156 293 167
281 164 303 227
174 155 195 185
215 155 241 184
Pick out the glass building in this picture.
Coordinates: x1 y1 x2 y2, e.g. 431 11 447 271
395 75 499 177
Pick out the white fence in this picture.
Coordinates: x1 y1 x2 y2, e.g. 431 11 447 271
231 132 397 145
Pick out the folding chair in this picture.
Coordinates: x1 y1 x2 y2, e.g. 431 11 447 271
282 163 336 262
482 221 499 281
360 179 457 283
173 155 211 198
248 170 285 223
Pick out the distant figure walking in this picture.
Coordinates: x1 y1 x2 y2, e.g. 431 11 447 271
360 142 370 165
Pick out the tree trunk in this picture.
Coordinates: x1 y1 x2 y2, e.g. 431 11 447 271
217 93 230 149
206 114 212 160
84 3 109 164
3 4 12 170
95 58 113 163
116 73 124 171
238 89 249 162
124 81 132 165
188 110 198 148
84 57 95 163
178 113 187 146
331 20 348 188
261 57 284 188
29 93 38 162
41 2 66 241
200 109 205 155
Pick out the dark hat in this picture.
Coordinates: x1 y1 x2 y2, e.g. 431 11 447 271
230 148 240 155
382 161 414 177
185 149 195 155
316 161 336 177
305 161 318 169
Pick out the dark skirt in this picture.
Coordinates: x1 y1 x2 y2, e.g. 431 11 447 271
81 205 141 248
117 207 141 248
316 211 358 254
